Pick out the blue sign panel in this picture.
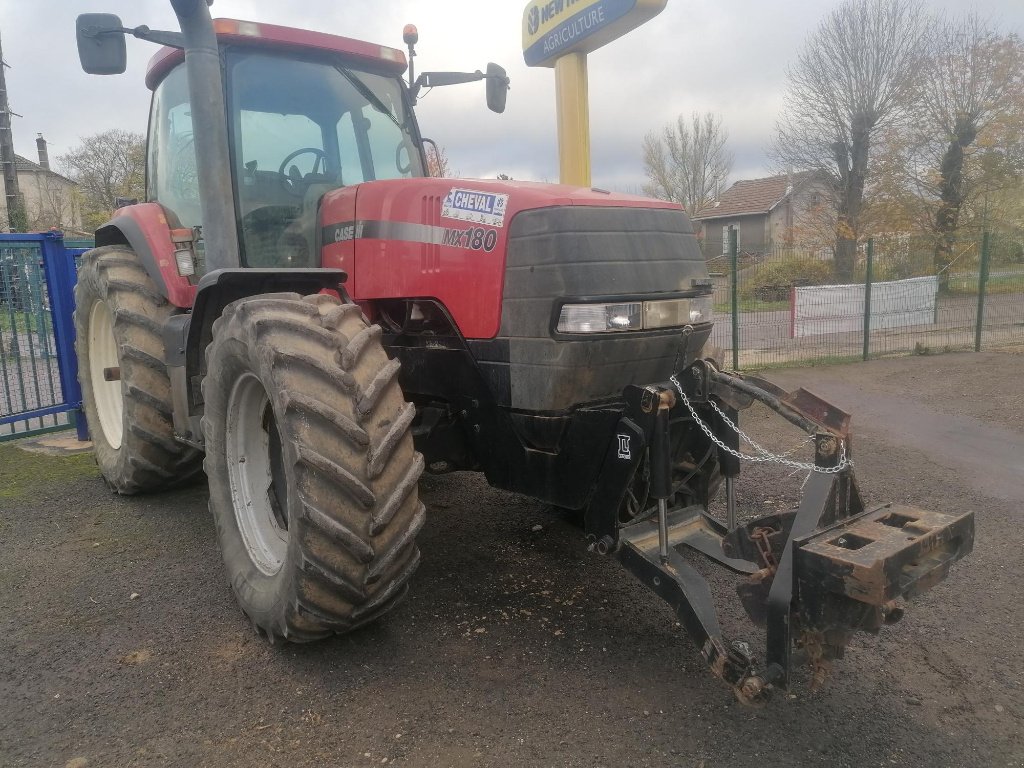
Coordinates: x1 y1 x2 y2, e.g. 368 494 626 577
523 0 665 67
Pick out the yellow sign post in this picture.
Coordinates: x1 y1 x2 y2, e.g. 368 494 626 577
522 0 667 186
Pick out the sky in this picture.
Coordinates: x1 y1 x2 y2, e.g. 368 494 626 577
1 0 1021 193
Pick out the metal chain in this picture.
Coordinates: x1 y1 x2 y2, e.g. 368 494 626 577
704 397 813 461
707 397 813 461
669 375 852 474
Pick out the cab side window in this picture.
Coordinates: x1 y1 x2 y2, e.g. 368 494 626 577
147 65 200 228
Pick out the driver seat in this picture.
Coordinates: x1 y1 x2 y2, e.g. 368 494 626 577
278 178 340 267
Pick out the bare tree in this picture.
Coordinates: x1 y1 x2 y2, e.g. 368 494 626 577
772 0 927 281
865 21 1024 270
642 112 732 213
58 129 145 231
426 143 455 178
0 196 27 232
921 16 1024 277
25 173 80 232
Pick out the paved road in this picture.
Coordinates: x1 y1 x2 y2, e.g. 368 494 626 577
2 350 1022 767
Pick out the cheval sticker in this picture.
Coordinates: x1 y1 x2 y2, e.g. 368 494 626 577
441 188 509 228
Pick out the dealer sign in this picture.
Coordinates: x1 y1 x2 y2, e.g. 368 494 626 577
522 0 667 67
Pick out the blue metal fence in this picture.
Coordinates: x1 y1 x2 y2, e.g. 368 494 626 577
0 233 89 441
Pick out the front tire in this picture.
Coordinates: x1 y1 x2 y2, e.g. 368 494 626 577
73 245 202 493
202 293 425 641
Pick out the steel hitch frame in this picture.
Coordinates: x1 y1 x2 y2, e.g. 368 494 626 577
607 362 975 703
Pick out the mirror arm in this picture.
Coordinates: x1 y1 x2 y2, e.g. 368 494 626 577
418 70 485 88
129 26 185 49
409 72 483 103
409 68 508 113
81 23 185 50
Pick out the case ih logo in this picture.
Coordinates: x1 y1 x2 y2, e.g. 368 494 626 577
441 188 509 228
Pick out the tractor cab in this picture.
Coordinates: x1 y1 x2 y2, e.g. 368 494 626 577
145 20 426 270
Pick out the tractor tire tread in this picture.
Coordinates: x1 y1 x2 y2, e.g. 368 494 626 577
203 292 422 643
124 383 174 418
351 549 419 621
74 245 201 494
366 501 425 582
340 323 382 370
295 444 376 508
283 391 369 449
371 452 424 535
272 350 357 393
301 500 376 563
298 554 367 603
356 357 401 419
119 343 168 373
104 278 168 306
112 307 164 335
367 401 416 479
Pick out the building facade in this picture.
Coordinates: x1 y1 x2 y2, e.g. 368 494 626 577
0 135 82 233
693 173 832 256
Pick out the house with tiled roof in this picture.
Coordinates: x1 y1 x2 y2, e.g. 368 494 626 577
692 172 831 256
1 135 82 232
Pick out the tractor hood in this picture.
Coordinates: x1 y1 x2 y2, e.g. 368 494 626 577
318 177 698 340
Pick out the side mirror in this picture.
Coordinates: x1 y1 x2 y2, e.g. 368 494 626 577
486 63 509 114
76 14 127 75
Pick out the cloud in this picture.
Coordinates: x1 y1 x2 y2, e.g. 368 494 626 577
2 0 1021 192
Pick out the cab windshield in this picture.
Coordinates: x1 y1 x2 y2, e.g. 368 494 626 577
226 50 424 267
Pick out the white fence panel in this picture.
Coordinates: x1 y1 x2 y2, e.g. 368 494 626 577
792 276 938 338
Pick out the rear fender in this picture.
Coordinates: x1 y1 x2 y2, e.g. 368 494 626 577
94 203 197 309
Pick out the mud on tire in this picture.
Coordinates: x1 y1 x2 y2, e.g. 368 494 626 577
74 245 202 493
202 293 425 641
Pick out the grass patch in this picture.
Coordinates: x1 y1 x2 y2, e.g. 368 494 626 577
946 274 1024 296
0 306 47 333
737 353 865 372
0 444 98 501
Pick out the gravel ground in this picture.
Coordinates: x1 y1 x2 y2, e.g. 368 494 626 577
1 350 1022 768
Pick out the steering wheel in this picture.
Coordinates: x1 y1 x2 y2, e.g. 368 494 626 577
278 147 327 197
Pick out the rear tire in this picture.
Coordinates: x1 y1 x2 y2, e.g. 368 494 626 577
202 293 425 641
73 245 202 493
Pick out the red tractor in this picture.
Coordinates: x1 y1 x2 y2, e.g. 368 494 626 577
73 1 972 703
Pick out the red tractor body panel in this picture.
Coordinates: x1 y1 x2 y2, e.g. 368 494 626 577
145 18 407 90
319 179 680 339
102 203 197 309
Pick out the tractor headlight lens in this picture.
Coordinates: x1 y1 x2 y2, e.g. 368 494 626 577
174 247 196 277
556 302 642 333
687 294 713 324
557 295 713 334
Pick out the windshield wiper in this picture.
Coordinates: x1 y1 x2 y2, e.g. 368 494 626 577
334 66 403 132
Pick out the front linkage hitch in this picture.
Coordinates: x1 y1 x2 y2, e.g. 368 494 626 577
591 360 974 705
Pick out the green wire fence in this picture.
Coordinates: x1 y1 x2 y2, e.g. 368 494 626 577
708 230 1024 369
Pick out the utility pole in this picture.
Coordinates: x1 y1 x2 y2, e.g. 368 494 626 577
0 28 23 231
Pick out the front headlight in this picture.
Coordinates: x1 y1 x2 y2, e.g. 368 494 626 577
686 294 713 324
556 302 643 333
557 295 712 334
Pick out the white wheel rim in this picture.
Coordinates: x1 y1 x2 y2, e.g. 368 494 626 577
226 372 288 576
88 299 123 449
